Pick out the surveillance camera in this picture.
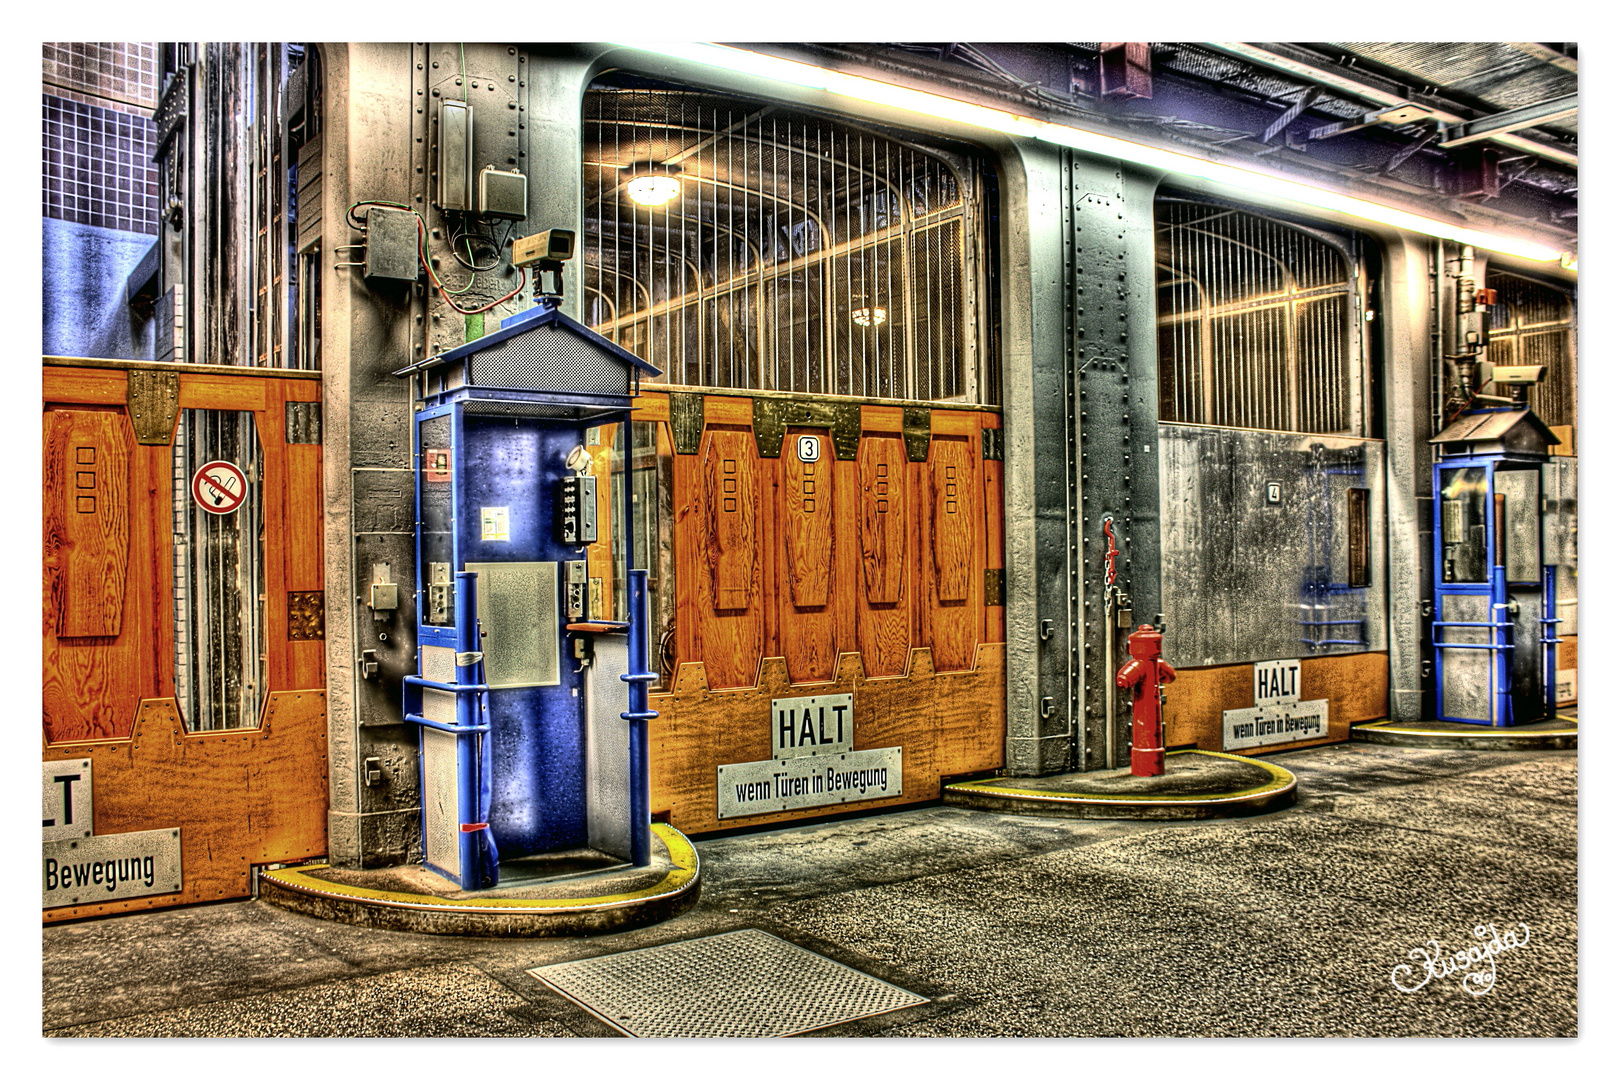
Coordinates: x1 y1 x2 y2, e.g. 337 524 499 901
513 229 576 267
1489 365 1546 386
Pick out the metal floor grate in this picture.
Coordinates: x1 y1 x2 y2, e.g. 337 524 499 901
527 929 927 1037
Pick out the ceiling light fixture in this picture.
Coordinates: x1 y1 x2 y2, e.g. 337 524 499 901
851 306 887 327
610 42 1569 265
626 174 682 207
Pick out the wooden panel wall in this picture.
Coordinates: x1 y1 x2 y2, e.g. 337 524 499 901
777 428 843 684
647 390 1002 690
42 692 329 923
633 389 1007 828
649 646 1006 834
1162 651 1388 755
858 429 910 675
925 413 983 673
43 398 163 742
44 410 130 638
679 414 765 688
43 364 327 919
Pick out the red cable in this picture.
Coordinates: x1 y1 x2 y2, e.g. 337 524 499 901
412 216 527 315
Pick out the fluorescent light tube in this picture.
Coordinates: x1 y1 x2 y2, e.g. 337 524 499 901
610 42 1569 264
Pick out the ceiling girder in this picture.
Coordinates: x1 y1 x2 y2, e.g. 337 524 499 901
1439 93 1579 148
1206 41 1577 169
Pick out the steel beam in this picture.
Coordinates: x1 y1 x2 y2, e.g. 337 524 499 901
1439 94 1578 148
1206 42 1577 169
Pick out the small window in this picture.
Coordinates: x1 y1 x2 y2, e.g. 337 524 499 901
1347 487 1371 589
1439 467 1488 585
1156 197 1366 436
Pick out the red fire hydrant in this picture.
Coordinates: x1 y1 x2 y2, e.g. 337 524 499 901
1115 624 1177 777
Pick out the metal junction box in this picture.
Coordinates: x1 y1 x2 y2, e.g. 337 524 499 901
364 206 420 281
478 167 528 220
437 100 473 211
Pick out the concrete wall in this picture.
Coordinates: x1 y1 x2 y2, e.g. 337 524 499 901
43 217 154 360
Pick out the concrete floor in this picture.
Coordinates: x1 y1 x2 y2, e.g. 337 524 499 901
42 741 1576 1038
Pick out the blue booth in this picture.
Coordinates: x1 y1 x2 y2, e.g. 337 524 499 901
394 303 660 889
1430 406 1561 726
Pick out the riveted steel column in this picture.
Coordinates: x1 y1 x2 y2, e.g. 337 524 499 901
1069 154 1163 773
1380 234 1435 723
521 44 600 321
323 43 427 868
1001 141 1076 776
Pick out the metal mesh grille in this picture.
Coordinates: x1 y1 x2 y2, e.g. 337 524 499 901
421 644 456 685
529 929 926 1037
582 81 991 403
421 643 458 736
585 635 632 860
1156 198 1362 435
469 325 630 396
1486 270 1575 437
422 727 460 877
1439 593 1492 722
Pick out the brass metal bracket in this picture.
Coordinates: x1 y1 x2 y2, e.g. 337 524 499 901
126 369 180 446
288 591 326 641
902 407 931 462
668 391 704 455
752 397 861 460
984 568 1006 607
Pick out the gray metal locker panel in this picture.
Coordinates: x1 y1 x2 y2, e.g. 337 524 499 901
586 634 633 861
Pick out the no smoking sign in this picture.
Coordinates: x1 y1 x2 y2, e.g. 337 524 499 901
191 460 248 515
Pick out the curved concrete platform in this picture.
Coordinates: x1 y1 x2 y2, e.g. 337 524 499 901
1351 716 1577 751
259 823 700 937
943 750 1296 820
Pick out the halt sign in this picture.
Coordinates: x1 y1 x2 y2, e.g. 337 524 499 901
191 460 248 515
717 693 903 820
1223 658 1329 750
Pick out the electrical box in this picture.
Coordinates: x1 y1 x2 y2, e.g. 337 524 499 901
565 560 587 619
438 101 473 211
364 206 420 281
561 475 597 545
478 167 528 220
426 562 453 625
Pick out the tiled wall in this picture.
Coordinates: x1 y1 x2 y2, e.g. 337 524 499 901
42 43 160 235
43 42 159 112
43 95 160 234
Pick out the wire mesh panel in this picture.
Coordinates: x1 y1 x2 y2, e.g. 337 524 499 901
1156 198 1362 435
582 80 992 404
1486 270 1576 439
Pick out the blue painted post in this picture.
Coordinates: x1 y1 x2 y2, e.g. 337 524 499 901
1542 565 1559 719
621 568 658 867
1489 564 1512 727
455 570 498 888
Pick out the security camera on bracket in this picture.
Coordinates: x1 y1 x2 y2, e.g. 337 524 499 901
512 228 576 311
